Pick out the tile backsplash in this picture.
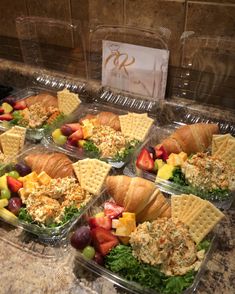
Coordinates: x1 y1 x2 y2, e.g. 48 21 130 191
0 0 234 109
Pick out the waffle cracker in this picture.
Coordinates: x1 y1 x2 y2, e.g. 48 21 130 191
1 133 21 158
119 112 154 141
171 194 189 223
218 139 235 168
119 114 134 138
72 159 91 186
8 126 26 150
212 134 232 155
81 159 111 195
187 200 224 244
57 88 81 115
73 159 111 195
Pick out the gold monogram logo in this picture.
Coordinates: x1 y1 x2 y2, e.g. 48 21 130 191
104 47 135 76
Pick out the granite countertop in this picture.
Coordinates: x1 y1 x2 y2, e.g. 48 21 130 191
0 208 234 294
0 58 234 294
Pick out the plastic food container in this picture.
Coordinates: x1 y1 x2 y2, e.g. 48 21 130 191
70 192 216 294
0 145 103 241
0 87 82 142
124 122 235 210
43 102 155 168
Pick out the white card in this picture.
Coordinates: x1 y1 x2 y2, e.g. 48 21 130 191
102 40 169 100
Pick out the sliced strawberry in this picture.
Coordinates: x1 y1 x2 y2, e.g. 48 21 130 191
89 216 112 230
0 113 13 121
7 176 23 192
13 100 27 110
155 149 163 158
91 227 119 256
68 128 84 146
104 202 124 219
136 148 154 171
0 108 4 114
155 145 169 161
66 123 83 132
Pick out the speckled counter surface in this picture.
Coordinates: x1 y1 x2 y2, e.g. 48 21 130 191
0 58 234 294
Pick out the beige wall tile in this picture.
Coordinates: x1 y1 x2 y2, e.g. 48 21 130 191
125 0 186 67
183 2 235 76
26 0 71 21
26 0 73 48
185 1 235 37
0 0 28 38
89 0 124 28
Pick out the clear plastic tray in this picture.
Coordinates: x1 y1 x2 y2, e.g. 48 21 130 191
70 192 216 294
0 87 84 142
43 102 154 169
0 221 69 260
124 123 235 210
0 144 103 241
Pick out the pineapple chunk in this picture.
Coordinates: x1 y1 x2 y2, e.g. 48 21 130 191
157 164 175 180
21 171 38 183
0 207 18 225
0 198 8 208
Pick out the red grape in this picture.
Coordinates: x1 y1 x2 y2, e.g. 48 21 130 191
70 226 91 250
7 197 22 215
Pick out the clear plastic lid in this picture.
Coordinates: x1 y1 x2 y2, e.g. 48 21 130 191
88 25 171 101
15 16 87 92
173 32 235 109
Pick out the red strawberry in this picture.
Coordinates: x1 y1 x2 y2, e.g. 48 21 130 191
60 123 83 136
7 176 23 192
89 216 112 230
136 148 154 171
104 202 124 219
155 145 169 161
66 123 83 132
13 100 27 110
155 149 163 158
91 227 119 256
0 113 13 121
68 128 84 146
0 108 4 114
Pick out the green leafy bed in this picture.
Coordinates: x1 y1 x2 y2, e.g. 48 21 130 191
83 139 139 162
18 205 82 228
169 168 230 201
105 241 210 294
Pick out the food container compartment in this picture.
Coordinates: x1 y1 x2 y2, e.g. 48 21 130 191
70 192 216 294
0 87 83 142
124 122 235 210
0 145 103 241
43 103 155 169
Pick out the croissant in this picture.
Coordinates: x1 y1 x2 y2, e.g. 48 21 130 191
157 123 219 155
106 175 171 223
24 153 74 178
24 93 58 109
80 111 121 131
